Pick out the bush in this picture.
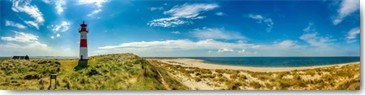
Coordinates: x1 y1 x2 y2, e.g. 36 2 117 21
24 73 40 80
226 82 241 90
88 69 100 76
193 77 202 82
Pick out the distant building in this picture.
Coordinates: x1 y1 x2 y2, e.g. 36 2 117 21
12 55 30 60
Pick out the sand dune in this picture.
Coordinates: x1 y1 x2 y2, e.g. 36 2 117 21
148 58 360 90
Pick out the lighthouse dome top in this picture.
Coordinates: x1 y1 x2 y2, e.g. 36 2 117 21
79 21 88 33
80 21 87 27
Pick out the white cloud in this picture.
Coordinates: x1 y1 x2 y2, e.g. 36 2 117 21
0 31 72 56
248 14 264 20
78 0 109 17
333 0 359 25
191 27 245 40
346 27 360 43
215 12 224 16
87 9 102 17
1 31 38 43
50 33 60 39
148 17 190 27
300 32 333 48
49 21 71 33
237 49 245 54
78 0 109 18
24 21 39 29
171 31 181 34
42 0 51 4
273 40 301 49
96 37 357 56
237 40 245 43
95 39 261 56
150 7 164 11
208 50 214 53
263 19 274 32
248 14 274 32
5 20 27 29
47 21 70 39
148 3 219 27
164 3 218 18
78 0 109 8
42 0 66 15
303 22 314 32
98 39 259 52
0 42 47 51
11 0 44 29
217 48 234 53
0 32 47 50
300 23 334 48
55 0 66 15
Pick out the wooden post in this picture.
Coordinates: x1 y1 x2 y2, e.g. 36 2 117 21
49 74 57 90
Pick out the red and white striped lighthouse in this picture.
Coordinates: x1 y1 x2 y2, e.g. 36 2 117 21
79 21 88 60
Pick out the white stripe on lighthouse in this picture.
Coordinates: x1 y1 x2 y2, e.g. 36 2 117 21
80 32 87 39
80 47 88 59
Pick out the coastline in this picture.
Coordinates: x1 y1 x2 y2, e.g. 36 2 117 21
151 58 360 72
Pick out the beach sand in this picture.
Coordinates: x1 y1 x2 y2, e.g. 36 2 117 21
152 58 359 72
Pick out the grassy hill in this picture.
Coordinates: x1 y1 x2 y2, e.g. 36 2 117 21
0 53 187 90
0 53 360 90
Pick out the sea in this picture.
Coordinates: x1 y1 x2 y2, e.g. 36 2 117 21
188 57 360 67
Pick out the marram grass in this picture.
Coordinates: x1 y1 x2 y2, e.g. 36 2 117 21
0 53 359 90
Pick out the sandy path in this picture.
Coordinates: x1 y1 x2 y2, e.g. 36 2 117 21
172 74 216 90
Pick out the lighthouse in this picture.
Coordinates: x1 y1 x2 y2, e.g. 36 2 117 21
79 21 88 60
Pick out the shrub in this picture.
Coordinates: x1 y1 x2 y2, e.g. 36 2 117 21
226 82 241 90
193 77 202 82
88 69 100 76
24 73 40 80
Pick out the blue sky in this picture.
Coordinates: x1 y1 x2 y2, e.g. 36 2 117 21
0 0 360 57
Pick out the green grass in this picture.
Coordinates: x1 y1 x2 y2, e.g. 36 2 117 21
0 53 187 90
0 54 360 90
0 59 61 90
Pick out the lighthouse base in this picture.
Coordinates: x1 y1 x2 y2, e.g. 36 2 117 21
74 59 88 71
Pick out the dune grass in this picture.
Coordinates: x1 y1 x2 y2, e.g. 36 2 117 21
153 59 360 90
0 59 61 90
0 54 359 90
0 53 187 90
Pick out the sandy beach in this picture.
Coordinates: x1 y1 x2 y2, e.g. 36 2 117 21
152 58 360 72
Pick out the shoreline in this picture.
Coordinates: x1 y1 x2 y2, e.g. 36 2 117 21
151 58 360 72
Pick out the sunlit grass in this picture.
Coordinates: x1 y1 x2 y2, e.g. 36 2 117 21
0 53 187 90
152 59 360 90
0 54 359 90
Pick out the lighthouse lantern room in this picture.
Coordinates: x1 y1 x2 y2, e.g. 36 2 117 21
79 21 88 60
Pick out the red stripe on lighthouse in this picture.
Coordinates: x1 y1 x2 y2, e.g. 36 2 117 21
80 39 87 47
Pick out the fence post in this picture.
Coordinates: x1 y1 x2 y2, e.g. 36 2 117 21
49 74 57 90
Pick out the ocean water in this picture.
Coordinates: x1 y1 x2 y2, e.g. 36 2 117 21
190 57 360 67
